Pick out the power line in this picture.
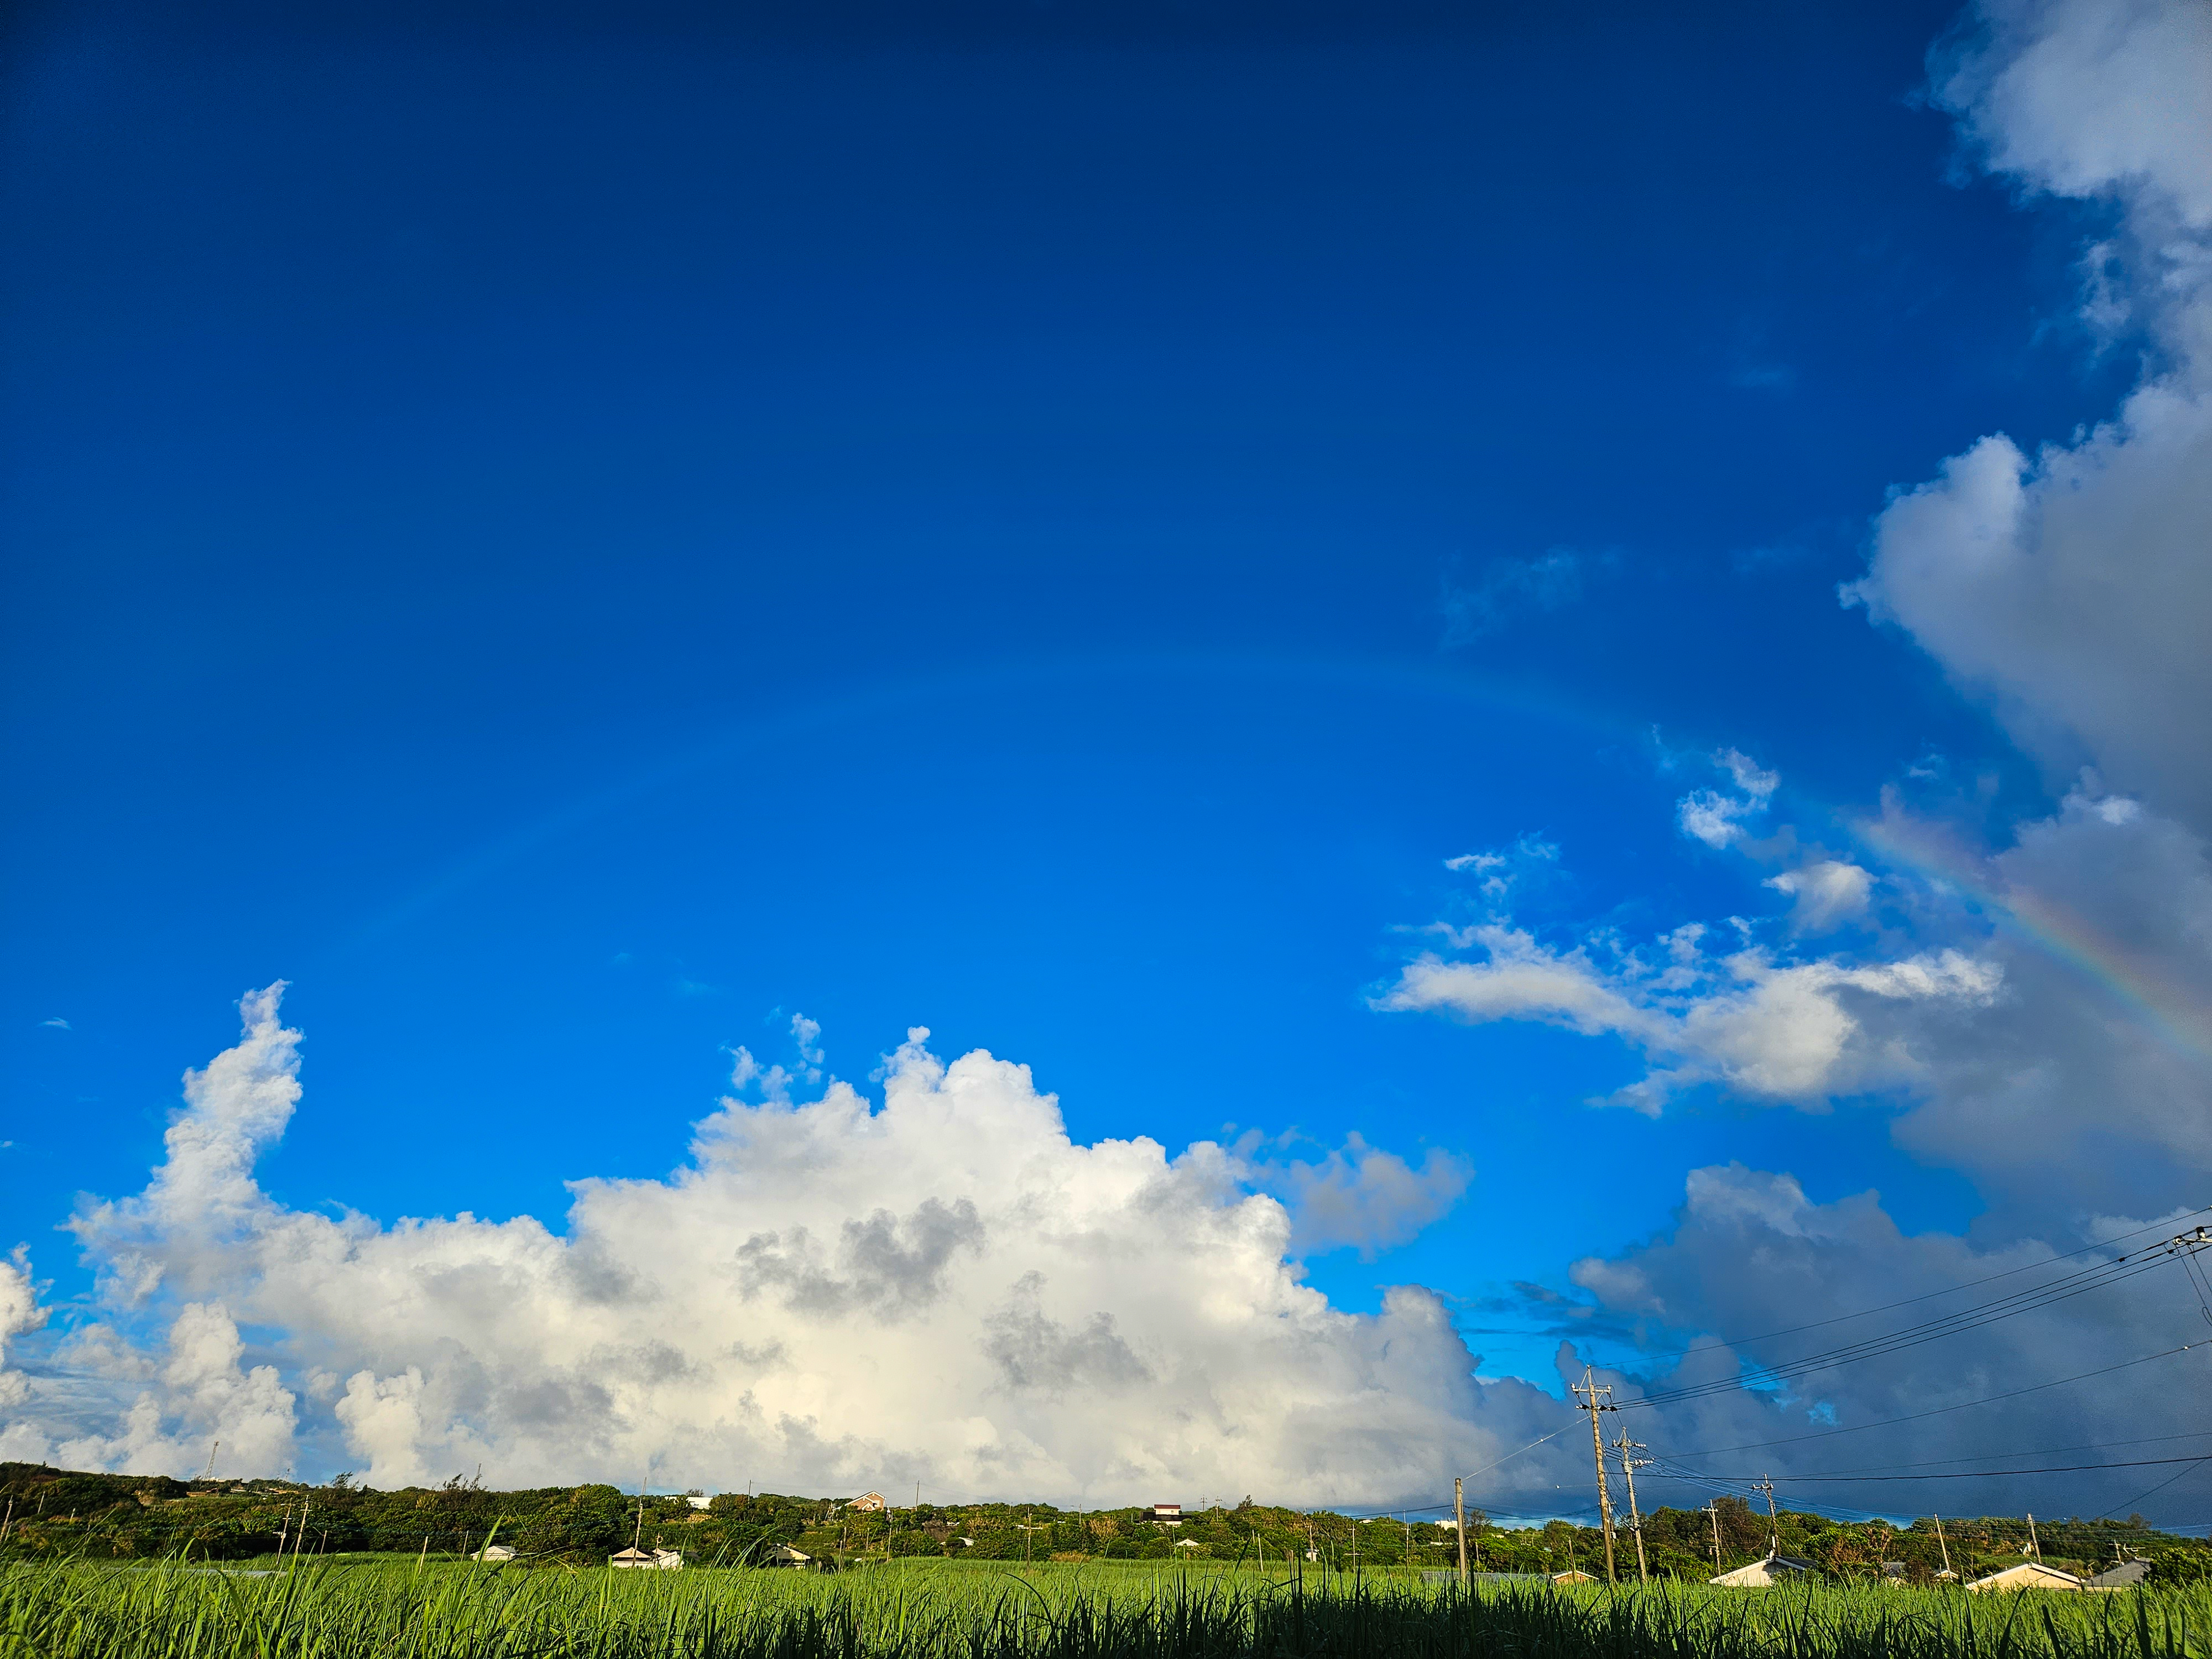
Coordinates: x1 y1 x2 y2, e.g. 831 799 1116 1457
1695 1457 2212 1485
1621 1246 2198 1410
1598 1209 2209 1376
1661 1341 2204 1458
2100 1457 2212 1522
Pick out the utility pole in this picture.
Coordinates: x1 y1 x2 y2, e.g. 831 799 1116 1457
201 1441 220 1482
2026 1514 2041 1562
1611 1430 1651 1583
1934 1515 1953 1579
1707 1503 1722 1576
1753 1478 1778 1559
1571 1368 1618 1583
1454 1478 1469 1588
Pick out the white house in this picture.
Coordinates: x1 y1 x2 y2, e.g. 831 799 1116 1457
473 1543 517 1563
1150 1504 1182 1526
610 1546 683 1570
1966 1563 2086 1594
1710 1553 1817 1588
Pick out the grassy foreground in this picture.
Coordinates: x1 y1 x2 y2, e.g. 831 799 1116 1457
0 1558 2205 1659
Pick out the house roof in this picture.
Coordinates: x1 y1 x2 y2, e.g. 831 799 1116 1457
1710 1554 1816 1588
2089 1561 2150 1588
609 1548 656 1562
1965 1562 2086 1593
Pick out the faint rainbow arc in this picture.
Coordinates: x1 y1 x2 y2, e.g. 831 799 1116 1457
1849 813 2212 1068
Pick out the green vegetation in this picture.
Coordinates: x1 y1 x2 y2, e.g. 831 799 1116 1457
1 1556 2209 1659
5 1464 2204 1588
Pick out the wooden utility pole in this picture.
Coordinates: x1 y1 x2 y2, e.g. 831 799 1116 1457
1611 1430 1651 1583
1933 1515 1953 1579
1570 1368 1618 1583
1707 1503 1723 1575
1754 1478 1778 1558
1454 1478 1469 1588
2026 1514 2041 1562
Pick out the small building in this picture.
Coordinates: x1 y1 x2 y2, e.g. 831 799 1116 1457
1172 1538 1204 1552
848 1492 886 1513
687 1496 711 1511
1150 1504 1182 1526
1550 1569 1597 1585
609 1547 656 1569
764 1545 813 1569
1966 1562 2086 1594
1711 1553 1817 1588
2089 1560 2151 1590
473 1543 517 1563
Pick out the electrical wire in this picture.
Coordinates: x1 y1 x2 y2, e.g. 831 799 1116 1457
1602 1208 2210 1374
1686 1457 2212 1485
2099 1457 2212 1522
1717 1428 2212 1478
1619 1248 2194 1410
1660 1340 2204 1458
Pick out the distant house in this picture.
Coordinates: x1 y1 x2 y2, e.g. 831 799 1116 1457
1150 1504 1183 1526
765 1545 813 1569
1550 1569 1597 1585
848 1493 886 1512
1172 1539 1204 1552
1710 1553 1817 1588
1966 1563 2086 1594
473 1543 517 1563
2089 1561 2151 1590
686 1496 711 1511
609 1546 682 1571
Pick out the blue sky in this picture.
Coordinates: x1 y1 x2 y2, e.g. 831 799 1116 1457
4 0 2209 1522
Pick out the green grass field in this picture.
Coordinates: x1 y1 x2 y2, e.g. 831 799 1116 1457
1 1557 2205 1659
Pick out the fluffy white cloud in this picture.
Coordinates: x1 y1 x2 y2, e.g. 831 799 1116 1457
1764 860 1875 931
1379 922 1998 1113
1230 1134 1473 1260
7 988 1551 1503
1850 0 2212 832
0 1251 46 1435
1677 749 1780 849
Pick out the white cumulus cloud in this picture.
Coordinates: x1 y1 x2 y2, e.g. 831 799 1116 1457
3 988 1553 1504
1850 0 2212 833
1378 924 1999 1114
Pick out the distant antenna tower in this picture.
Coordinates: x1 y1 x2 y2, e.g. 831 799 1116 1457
201 1441 221 1481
